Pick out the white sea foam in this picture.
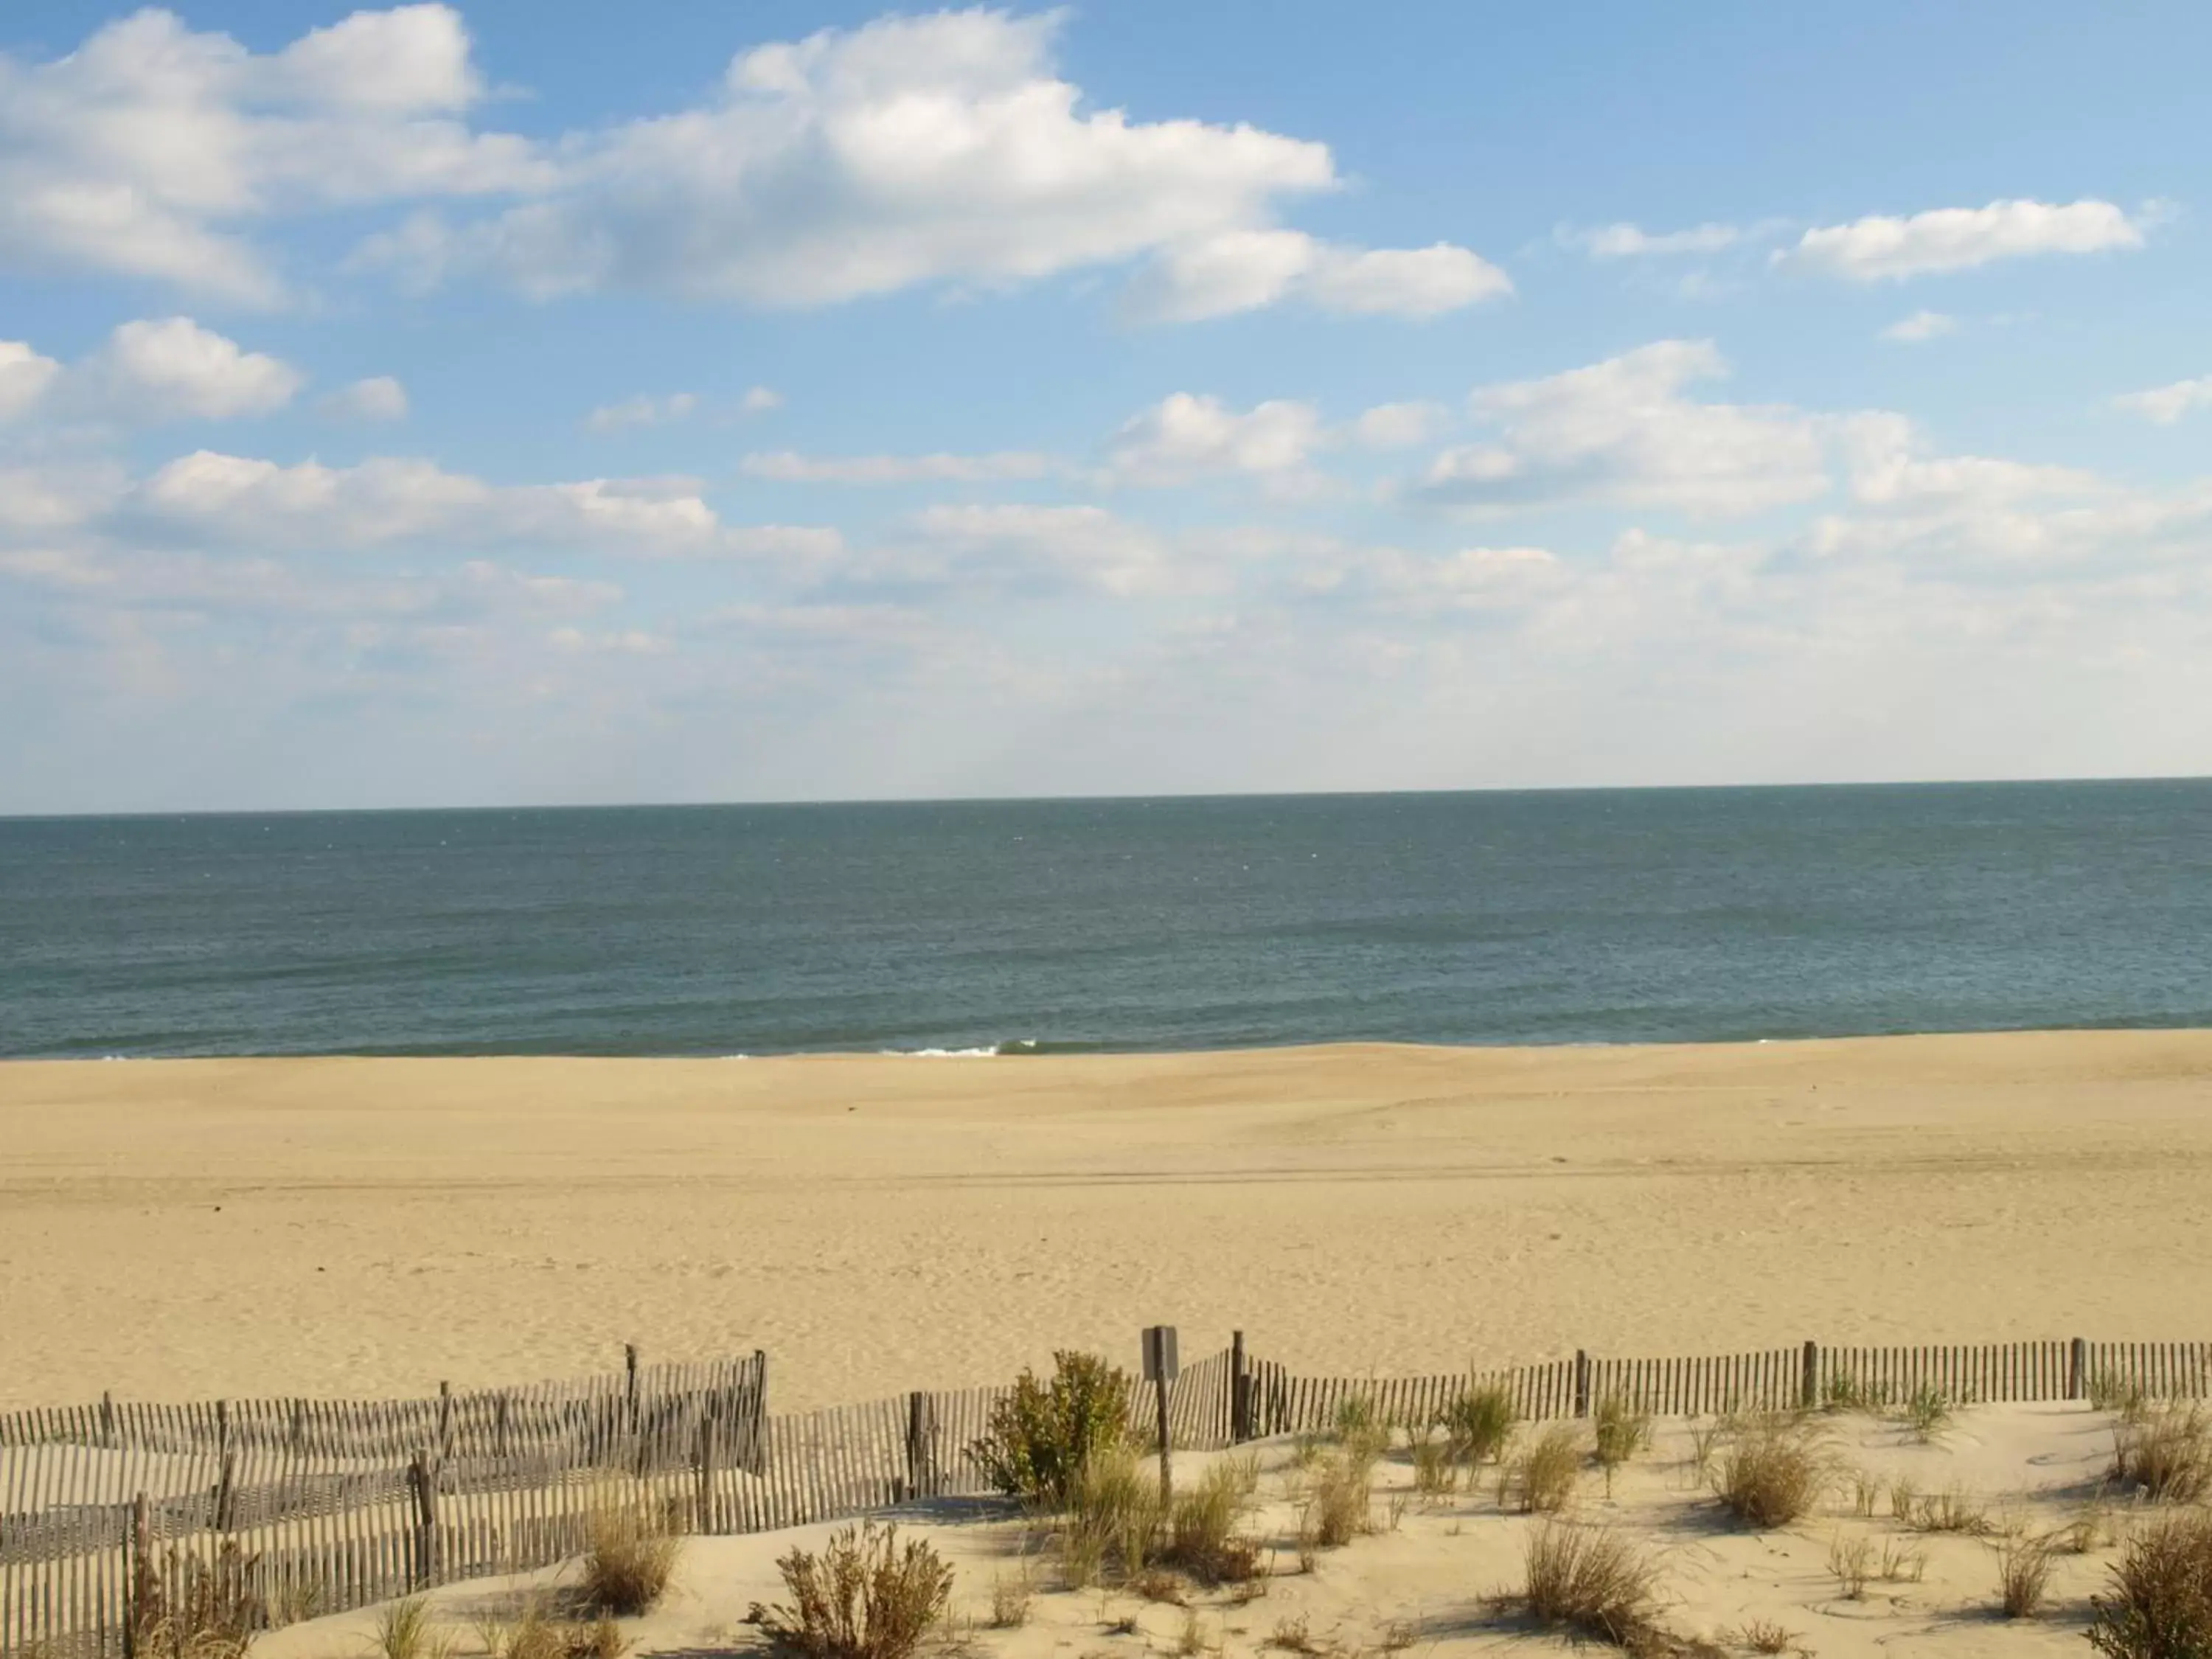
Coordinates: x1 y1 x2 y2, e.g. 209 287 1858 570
879 1046 999 1057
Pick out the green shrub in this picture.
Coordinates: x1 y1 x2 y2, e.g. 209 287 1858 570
969 1351 1131 1508
2089 1510 2212 1658
750 1523 954 1659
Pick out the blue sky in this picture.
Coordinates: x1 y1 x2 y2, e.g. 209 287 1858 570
3 1 2208 811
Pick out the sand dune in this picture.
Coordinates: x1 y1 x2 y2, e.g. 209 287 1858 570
4 1032 2211 1411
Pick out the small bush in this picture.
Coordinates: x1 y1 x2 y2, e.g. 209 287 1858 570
375 1599 455 1659
1878 1538 1927 1585
1995 1534 2055 1618
1166 1461 1262 1585
1887 1475 1919 1521
1722 1621 1804 1655
1440 1384 1517 1465
1712 1418 1825 1528
969 1351 1132 1509
2089 1509 2212 1658
2114 1403 2212 1503
1593 1397 1653 1481
1410 1429 1458 1496
479 1599 625 1659
751 1523 955 1659
581 1507 679 1615
1521 1523 1659 1647
131 1541 262 1659
1267 1615 1318 1654
987 1568 1032 1629
1499 1424 1582 1515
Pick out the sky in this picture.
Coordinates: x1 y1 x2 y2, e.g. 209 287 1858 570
2 1 2210 813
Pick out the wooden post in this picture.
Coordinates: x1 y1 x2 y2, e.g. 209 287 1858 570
494 1391 511 1458
1231 1331 1251 1443
102 1391 116 1448
1155 1375 1172 1503
905 1391 932 1500
697 1416 719 1534
625 1343 641 1436
214 1400 236 1531
2070 1337 2089 1401
1573 1351 1591 1419
408 1453 440 1590
1801 1341 1819 1411
747 1349 769 1475
438 1380 453 1461
126 1492 154 1659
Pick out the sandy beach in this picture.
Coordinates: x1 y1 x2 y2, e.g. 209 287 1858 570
4 1031 2211 1413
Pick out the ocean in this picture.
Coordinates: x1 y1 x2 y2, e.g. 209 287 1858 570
1 780 2207 1059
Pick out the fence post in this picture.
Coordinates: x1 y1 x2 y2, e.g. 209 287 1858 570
495 1391 510 1458
437 1380 454 1461
905 1391 932 1499
125 1491 153 1659
1801 1341 1819 1411
1231 1331 1251 1443
697 1416 719 1533
102 1391 116 1448
408 1453 440 1590
625 1343 641 1435
2070 1337 2088 1401
214 1399 236 1532
747 1349 770 1475
1573 1351 1591 1419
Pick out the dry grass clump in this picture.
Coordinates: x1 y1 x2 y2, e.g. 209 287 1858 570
1711 1416 1826 1528
1164 1460 1264 1585
1303 1447 1379 1548
1901 1382 1952 1441
2091 1371 2152 1422
1826 1533 1871 1599
1719 1620 1806 1656
2113 1402 2212 1503
1409 1429 1458 1496
1593 1396 1653 1488
1902 1484 1992 1536
968 1352 1130 1509
750 1522 954 1659
2089 1509 2212 1658
1994 1533 2056 1618
373 1599 459 1659
1439 1384 1517 1465
1499 1423 1583 1515
987 1565 1032 1629
1520 1523 1660 1649
131 1541 262 1659
580 1507 679 1615
1061 1446 1165 1587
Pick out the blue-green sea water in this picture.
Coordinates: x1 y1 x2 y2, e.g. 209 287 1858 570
1 781 2208 1059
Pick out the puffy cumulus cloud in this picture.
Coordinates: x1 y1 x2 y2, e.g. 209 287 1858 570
2114 375 2212 426
1880 310 1955 344
1419 340 1830 518
1292 541 1566 616
317 375 410 422
1837 413 2103 510
741 386 784 414
741 450 1057 484
0 6 545 303
1788 198 2143 281
361 10 1501 321
1130 230 1509 322
1352 401 1447 450
586 392 700 433
77 317 303 420
0 341 63 420
120 450 841 564
1107 392 1326 487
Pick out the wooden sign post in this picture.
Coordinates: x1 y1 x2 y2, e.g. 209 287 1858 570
1142 1325 1179 1503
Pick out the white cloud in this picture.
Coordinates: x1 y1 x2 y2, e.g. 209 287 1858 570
80 318 303 420
0 341 63 420
0 6 546 303
741 450 1055 484
1419 340 1830 518
1131 230 1509 321
318 375 410 422
1107 393 1326 486
1566 222 1745 258
900 503 1189 596
741 386 783 414
1293 542 1565 615
1352 401 1447 450
119 450 840 564
358 10 1500 321
586 392 700 433
1790 198 2143 281
2113 375 2212 425
1880 310 1955 344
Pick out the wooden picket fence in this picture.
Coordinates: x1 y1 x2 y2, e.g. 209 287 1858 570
4 1336 2205 1659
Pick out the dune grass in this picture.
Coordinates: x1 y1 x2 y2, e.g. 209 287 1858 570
580 1507 679 1615
2089 1509 2212 1658
1711 1416 1826 1528
1520 1523 1660 1649
749 1522 954 1659
1498 1423 1582 1515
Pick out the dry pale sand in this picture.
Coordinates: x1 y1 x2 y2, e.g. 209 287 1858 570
251 1402 2138 1659
4 1032 2212 1412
